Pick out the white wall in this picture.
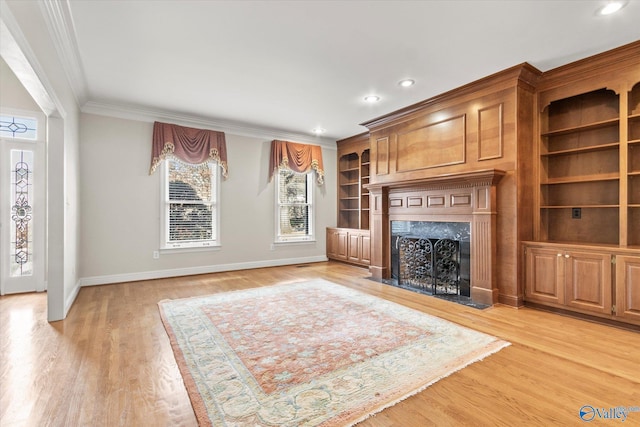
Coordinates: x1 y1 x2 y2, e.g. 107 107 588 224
79 113 336 284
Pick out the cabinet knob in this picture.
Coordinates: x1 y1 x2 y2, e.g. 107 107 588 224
565 254 570 258
557 253 562 257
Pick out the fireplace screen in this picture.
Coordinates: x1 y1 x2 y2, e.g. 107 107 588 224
397 236 460 295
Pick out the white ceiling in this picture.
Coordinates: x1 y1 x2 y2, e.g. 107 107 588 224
62 0 640 141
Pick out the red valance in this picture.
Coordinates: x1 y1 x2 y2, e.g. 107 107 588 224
269 140 324 185
149 121 228 178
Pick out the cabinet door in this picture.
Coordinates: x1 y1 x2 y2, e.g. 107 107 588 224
615 255 640 323
326 229 338 259
525 247 564 305
336 231 348 260
361 234 371 264
348 232 361 263
564 251 612 315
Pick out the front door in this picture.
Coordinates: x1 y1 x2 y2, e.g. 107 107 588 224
0 112 46 294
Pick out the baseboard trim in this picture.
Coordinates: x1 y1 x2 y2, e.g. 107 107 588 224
498 293 524 308
79 256 329 287
63 279 82 318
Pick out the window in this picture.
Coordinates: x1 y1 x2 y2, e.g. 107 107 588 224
162 159 219 249
0 115 38 140
276 169 314 242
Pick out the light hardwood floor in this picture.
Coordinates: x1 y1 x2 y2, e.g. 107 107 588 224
1 261 639 426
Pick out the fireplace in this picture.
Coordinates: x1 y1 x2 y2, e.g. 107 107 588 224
392 221 470 297
365 169 505 306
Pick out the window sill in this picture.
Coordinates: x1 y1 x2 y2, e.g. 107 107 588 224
160 245 221 255
273 239 316 247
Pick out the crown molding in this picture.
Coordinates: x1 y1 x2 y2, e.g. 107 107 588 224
39 0 88 106
82 100 337 149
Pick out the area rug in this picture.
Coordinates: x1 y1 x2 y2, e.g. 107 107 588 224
158 279 509 426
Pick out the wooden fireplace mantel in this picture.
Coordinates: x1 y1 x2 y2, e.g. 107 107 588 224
364 168 506 192
364 168 506 306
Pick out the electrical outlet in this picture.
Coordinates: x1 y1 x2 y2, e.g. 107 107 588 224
571 208 581 219
153 251 160 259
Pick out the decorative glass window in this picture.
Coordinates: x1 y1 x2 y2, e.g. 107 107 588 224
162 159 218 249
0 115 38 140
276 169 314 242
10 150 34 277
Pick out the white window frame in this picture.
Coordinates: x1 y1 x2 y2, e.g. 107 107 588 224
274 169 315 243
160 159 221 250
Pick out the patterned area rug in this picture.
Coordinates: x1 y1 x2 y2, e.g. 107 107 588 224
158 279 509 426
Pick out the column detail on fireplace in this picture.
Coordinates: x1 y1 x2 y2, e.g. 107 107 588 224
397 236 461 295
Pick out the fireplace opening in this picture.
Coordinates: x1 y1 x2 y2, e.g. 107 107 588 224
391 221 471 297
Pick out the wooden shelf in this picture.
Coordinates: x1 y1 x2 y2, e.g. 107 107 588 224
542 174 619 185
629 139 640 145
541 142 619 157
542 117 619 137
629 113 640 120
541 205 619 209
336 135 370 230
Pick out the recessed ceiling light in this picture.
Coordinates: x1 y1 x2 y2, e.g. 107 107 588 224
311 127 326 135
398 79 415 87
599 1 625 15
364 95 380 103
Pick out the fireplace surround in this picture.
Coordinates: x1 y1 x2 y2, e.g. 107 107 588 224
365 169 505 306
392 221 470 297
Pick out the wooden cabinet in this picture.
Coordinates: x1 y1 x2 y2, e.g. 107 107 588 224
326 228 347 261
326 227 369 267
524 242 639 325
564 250 612 315
525 245 611 315
526 43 640 326
328 132 371 267
525 246 565 305
615 255 640 323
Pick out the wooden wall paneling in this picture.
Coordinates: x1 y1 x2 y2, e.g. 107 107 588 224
367 185 389 279
375 136 389 176
513 86 537 305
471 212 497 305
478 103 504 161
396 115 466 172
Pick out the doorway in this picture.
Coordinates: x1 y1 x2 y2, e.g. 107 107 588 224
0 111 46 294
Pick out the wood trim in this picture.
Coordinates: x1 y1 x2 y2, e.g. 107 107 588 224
361 63 541 132
537 40 640 92
365 168 506 192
